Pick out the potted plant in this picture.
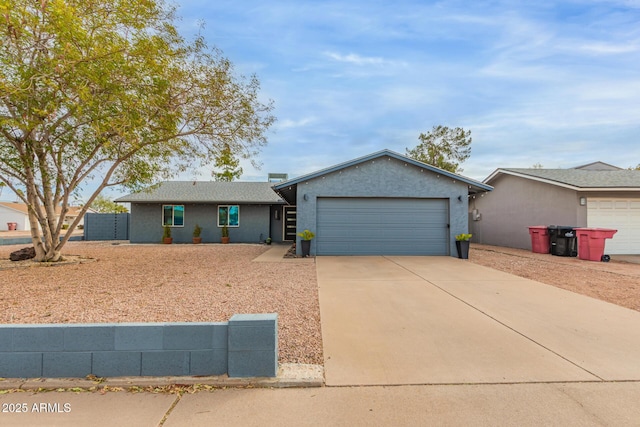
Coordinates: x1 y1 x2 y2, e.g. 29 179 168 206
193 224 202 244
297 229 315 257
265 237 272 245
221 225 230 244
455 233 472 259
163 225 172 244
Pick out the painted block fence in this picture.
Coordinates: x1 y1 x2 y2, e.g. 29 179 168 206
0 313 277 379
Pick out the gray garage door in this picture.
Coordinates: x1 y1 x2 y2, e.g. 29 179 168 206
316 198 449 255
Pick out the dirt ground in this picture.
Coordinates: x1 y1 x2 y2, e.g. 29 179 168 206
1 240 638 368
0 242 322 365
470 244 640 312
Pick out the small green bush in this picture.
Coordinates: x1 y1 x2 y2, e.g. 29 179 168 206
297 229 315 240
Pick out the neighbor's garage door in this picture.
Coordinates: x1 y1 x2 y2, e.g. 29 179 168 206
587 198 640 254
316 198 449 255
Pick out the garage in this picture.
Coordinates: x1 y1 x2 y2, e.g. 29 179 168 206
272 149 492 257
588 198 640 254
316 197 449 255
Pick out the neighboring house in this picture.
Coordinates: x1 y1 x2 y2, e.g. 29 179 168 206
0 202 30 231
115 182 286 244
117 149 493 256
0 202 92 231
273 149 493 256
471 162 640 255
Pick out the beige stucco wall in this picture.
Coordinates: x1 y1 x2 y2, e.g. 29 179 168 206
470 175 585 250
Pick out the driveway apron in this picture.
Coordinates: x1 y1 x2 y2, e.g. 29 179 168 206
317 256 640 387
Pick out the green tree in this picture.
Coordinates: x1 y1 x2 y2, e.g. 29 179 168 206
88 195 128 213
212 144 243 182
532 163 544 169
406 126 472 173
0 0 275 261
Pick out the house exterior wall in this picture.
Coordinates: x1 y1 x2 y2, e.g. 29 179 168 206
295 156 470 256
130 203 271 244
470 175 584 249
0 206 29 231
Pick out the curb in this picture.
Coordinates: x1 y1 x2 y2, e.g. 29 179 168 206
0 363 324 391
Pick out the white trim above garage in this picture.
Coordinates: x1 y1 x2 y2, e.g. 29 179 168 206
587 198 640 254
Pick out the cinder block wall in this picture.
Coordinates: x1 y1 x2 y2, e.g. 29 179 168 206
0 314 277 379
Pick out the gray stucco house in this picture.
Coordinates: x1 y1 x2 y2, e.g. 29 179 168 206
471 162 640 255
116 182 285 244
273 149 492 256
117 149 492 255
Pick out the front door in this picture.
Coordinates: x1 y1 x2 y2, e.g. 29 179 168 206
283 205 297 241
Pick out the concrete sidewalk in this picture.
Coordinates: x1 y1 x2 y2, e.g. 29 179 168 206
2 379 640 426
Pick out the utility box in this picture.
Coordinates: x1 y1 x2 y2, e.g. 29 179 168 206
574 228 617 262
528 226 550 254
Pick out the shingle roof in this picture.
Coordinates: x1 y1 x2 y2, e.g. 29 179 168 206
115 181 284 204
0 202 88 216
0 202 29 214
487 168 640 189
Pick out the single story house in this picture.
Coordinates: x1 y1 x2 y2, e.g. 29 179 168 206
117 149 493 256
0 202 91 231
272 149 492 256
115 181 286 244
470 162 640 255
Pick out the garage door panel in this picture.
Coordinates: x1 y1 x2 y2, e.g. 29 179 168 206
316 198 449 256
588 198 640 255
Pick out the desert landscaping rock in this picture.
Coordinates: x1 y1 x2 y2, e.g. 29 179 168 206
9 246 35 261
470 244 640 312
0 242 322 365
1 241 637 368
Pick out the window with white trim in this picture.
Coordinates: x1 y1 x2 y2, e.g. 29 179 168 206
163 205 184 227
218 205 239 227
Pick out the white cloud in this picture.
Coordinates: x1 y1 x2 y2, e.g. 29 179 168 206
324 52 406 68
277 117 316 130
578 41 639 54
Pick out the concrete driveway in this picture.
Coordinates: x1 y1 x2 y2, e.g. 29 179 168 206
318 256 640 386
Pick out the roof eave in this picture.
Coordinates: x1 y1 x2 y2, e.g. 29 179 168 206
486 169 580 191
274 149 493 192
486 170 640 191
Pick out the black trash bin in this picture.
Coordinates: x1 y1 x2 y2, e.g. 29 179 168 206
547 225 577 257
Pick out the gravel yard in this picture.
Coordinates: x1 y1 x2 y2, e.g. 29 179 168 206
470 244 640 312
1 241 639 370
0 242 322 365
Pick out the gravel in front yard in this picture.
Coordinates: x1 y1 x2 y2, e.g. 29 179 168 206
0 242 322 365
470 244 640 312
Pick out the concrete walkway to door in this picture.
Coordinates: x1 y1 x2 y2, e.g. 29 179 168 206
318 256 640 387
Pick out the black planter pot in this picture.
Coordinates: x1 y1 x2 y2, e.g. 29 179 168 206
301 240 311 257
456 240 470 259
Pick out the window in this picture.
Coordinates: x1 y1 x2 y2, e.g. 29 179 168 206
163 205 184 227
218 205 239 227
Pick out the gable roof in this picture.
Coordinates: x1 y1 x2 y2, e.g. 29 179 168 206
485 168 640 191
0 202 89 217
0 202 29 215
115 181 284 204
273 149 493 204
573 161 622 171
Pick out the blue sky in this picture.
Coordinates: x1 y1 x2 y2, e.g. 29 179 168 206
174 0 640 183
3 1 637 203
